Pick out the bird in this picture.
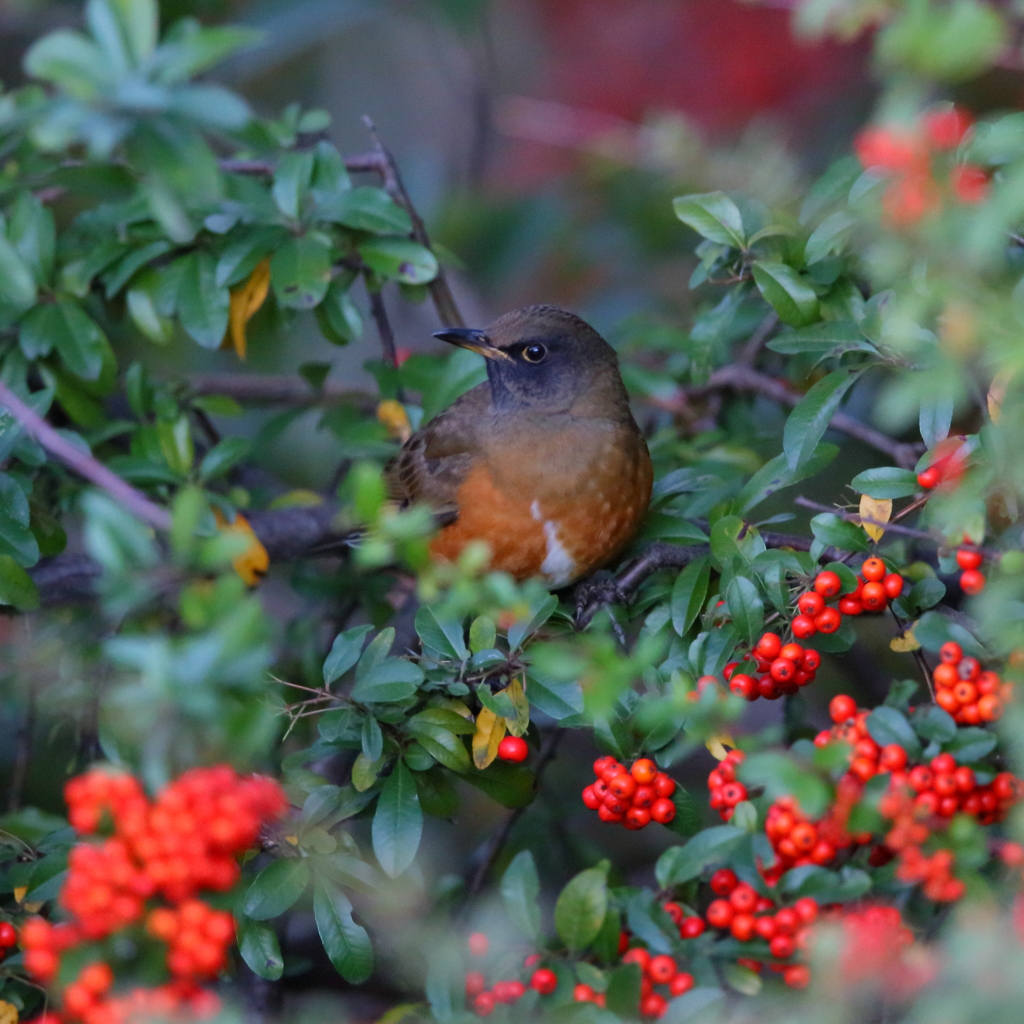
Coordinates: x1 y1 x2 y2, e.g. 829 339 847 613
384 305 653 587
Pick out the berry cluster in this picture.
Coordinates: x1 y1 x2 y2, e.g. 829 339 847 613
725 635 821 702
620 947 695 1018
707 749 748 820
670 873 817 990
464 934 566 1016
931 641 1009 723
953 547 986 595
854 105 985 226
21 766 287 1024
582 758 677 829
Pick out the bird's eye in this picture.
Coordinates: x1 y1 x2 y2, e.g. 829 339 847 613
522 344 547 363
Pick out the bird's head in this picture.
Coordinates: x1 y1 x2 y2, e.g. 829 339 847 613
434 305 624 415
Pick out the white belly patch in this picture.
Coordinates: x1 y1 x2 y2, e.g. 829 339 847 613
530 500 576 587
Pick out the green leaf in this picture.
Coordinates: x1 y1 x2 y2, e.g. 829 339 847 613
22 301 110 381
237 918 284 980
243 859 310 920
315 280 363 345
525 671 584 720
672 192 745 248
662 787 703 838
554 864 609 953
24 30 112 99
361 715 384 762
177 252 229 349
737 443 838 514
318 186 412 233
783 368 862 471
359 238 438 285
9 192 56 287
911 706 957 745
914 611 985 657
656 827 746 888
507 594 559 649
461 761 536 809
723 962 761 996
350 658 424 703
943 727 998 764
372 761 422 877
415 607 468 660
663 988 724 1023
413 767 459 818
809 513 870 553
670 557 710 637
725 575 763 646
198 437 252 482
324 625 373 684
404 713 471 773
313 878 374 983
605 964 642 1018
866 707 921 761
500 850 541 940
804 210 857 265
767 319 872 355
752 261 819 327
919 395 954 449
0 554 40 610
740 753 830 818
850 466 920 499
272 149 315 220
272 234 333 310
469 616 497 653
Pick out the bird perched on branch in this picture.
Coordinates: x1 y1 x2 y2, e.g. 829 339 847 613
384 305 652 587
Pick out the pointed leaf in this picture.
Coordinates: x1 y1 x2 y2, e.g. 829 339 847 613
243 859 309 920
500 850 541 940
670 557 710 637
313 878 374 983
554 864 608 953
372 762 422 877
783 368 862 471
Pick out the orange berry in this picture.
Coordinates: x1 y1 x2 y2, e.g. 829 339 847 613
631 759 657 784
861 557 886 582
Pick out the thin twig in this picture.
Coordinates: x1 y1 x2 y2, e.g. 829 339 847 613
466 729 564 900
687 364 922 467
889 605 935 701
367 285 400 370
0 381 172 531
185 373 372 408
361 117 465 329
794 496 948 545
738 312 779 367
7 690 36 812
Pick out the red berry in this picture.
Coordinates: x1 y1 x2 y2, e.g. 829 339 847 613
582 785 601 810
466 972 486 996
706 899 734 929
770 658 796 683
879 744 908 771
497 736 528 763
680 917 705 938
860 581 887 612
794 897 818 924
802 650 821 672
631 759 657 784
829 694 857 723
625 806 652 830
640 992 667 1019
917 467 939 489
784 964 811 989
814 571 841 598
960 569 986 594
653 774 676 799
468 933 489 956
861 557 886 582
814 607 842 633
609 774 637 800
791 615 817 639
838 595 863 616
709 868 738 895
755 632 782 660
924 106 973 149
647 955 676 984
729 673 758 700
669 972 695 997
797 592 824 616
956 548 983 571
473 992 496 1016
940 641 963 664
952 164 988 203
0 923 15 948
769 933 795 958
883 573 904 599
530 968 557 995
650 798 675 825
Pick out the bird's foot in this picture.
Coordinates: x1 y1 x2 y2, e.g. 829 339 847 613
574 571 631 639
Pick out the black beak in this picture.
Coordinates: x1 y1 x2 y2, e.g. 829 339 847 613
433 328 511 361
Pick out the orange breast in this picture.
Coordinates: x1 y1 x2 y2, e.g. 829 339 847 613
429 432 653 586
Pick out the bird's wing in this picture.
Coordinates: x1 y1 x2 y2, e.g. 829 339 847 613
384 383 490 525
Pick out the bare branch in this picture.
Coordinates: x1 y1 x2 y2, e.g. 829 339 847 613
185 373 373 408
687 364 922 468
793 496 946 545
0 381 171 531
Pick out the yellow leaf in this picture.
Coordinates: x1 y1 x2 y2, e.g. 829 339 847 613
473 706 506 769
12 887 26 903
891 627 921 653
374 1004 422 1024
435 698 473 719
214 509 270 586
858 494 892 543
502 676 530 737
988 367 1014 424
377 400 412 443
284 835 299 846
706 733 736 760
222 257 271 360
0 998 19 1024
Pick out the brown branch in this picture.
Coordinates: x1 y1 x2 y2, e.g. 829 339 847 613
738 312 779 367
0 381 172 531
28 504 357 607
185 373 373 408
367 284 399 370
793 496 943 545
465 729 564 901
688 364 922 468
574 532 830 630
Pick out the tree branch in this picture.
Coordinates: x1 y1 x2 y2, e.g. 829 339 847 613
687 364 922 468
574 531 828 630
0 381 171 531
28 504 357 607
185 373 373 408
